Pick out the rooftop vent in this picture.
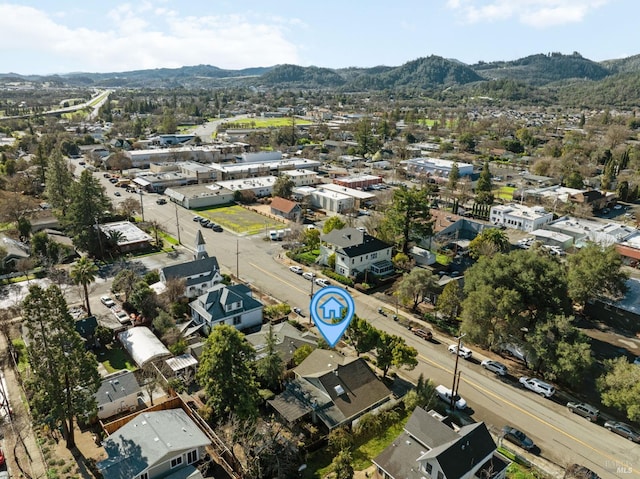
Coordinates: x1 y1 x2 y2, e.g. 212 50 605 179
334 385 345 396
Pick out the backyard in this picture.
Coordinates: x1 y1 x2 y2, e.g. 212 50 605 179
96 343 137 373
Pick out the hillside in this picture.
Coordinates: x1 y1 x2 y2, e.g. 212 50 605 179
472 52 611 85
258 64 346 88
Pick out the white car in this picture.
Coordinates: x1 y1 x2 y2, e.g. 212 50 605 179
302 271 315 281
100 295 116 308
113 309 130 324
448 343 473 359
519 377 555 398
315 278 330 287
435 384 467 410
289 266 303 274
481 359 508 376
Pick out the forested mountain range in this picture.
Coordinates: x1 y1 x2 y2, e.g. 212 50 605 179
4 52 640 107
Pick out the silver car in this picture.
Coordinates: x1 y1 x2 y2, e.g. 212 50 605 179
481 359 508 376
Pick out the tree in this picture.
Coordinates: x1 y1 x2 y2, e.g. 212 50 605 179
45 149 73 214
129 281 159 319
64 170 111 255
152 310 176 337
323 216 346 234
119 197 141 220
468 228 510 259
567 243 628 308
354 118 380 157
22 284 101 449
565 170 584 189
475 161 494 205
347 315 379 356
302 227 320 249
197 324 260 421
382 185 434 253
292 344 314 366
111 269 139 302
108 150 132 173
376 332 418 378
436 280 462 322
447 162 460 191
332 450 354 479
396 268 437 311
255 324 284 391
597 357 640 421
328 426 353 454
403 374 437 412
70 256 98 316
272 175 295 199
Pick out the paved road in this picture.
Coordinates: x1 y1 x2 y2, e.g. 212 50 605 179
84 166 639 478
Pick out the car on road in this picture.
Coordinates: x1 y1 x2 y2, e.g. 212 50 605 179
502 425 535 451
293 307 304 316
614 204 623 210
156 198 167 205
100 295 116 308
315 278 330 287
114 191 121 197
109 178 118 184
211 224 223 232
604 420 640 442
519 377 555 398
564 464 600 479
448 343 473 359
481 359 508 376
435 384 467 410
302 272 315 281
410 328 433 341
566 401 599 422
289 266 303 274
200 219 210 227
193 215 203 222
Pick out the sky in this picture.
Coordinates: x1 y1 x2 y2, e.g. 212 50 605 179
0 0 637 75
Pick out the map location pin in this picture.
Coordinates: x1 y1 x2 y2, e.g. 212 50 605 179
309 286 355 348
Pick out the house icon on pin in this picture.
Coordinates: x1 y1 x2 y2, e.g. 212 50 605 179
320 297 344 320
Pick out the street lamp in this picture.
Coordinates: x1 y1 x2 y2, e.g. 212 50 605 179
450 333 466 411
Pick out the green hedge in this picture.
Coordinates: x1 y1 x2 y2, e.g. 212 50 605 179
322 269 354 286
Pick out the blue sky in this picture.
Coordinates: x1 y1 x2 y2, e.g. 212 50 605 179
0 0 636 75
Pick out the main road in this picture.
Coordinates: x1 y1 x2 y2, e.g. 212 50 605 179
93 164 636 479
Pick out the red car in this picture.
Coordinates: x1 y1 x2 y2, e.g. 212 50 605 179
0 447 5 465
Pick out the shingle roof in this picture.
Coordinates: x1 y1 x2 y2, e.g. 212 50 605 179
97 409 210 479
95 370 142 408
189 283 262 323
340 235 392 258
161 257 219 287
270 196 300 214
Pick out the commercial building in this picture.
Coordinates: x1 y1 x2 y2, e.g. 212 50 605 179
489 204 553 232
401 157 474 179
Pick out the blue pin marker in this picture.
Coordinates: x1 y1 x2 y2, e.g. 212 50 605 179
309 286 355 348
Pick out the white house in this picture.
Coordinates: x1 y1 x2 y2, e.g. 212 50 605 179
320 227 394 278
281 169 318 187
189 283 264 335
95 370 143 420
97 408 211 479
489 204 553 232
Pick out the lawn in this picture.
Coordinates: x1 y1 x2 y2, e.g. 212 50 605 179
496 186 516 201
97 344 137 373
223 117 313 128
201 205 285 235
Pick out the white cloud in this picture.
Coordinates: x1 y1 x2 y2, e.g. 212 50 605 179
446 0 611 27
0 3 302 73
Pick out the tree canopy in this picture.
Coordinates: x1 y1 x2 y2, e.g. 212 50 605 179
382 185 434 253
597 357 640 421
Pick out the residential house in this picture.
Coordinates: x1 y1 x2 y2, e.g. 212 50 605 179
270 197 302 222
268 350 392 431
0 235 29 269
95 370 143 420
97 408 211 479
99 222 153 253
159 237 222 298
245 322 317 366
320 227 394 278
373 407 509 479
189 283 263 335
75 315 99 347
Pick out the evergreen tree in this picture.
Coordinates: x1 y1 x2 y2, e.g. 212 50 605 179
45 149 74 215
255 324 284 391
382 185 434 253
447 162 460 192
22 284 101 449
475 161 494 205
70 256 99 316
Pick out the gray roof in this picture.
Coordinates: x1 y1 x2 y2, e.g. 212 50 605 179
189 283 262 323
340 234 392 259
322 227 364 248
161 257 219 287
373 431 430 479
95 370 142 408
97 409 210 479
293 349 351 378
404 407 458 447
246 322 317 363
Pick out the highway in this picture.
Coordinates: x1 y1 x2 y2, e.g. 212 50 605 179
89 156 637 478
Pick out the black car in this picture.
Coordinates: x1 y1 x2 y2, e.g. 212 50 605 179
156 198 167 205
211 224 223 232
502 425 535 451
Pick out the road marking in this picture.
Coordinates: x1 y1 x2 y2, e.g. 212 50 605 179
248 263 309 295
417 353 638 476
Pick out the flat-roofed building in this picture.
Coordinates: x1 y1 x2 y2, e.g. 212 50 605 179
164 184 234 209
333 174 382 189
319 183 376 209
401 157 474 179
216 176 277 198
490 204 553 232
99 221 153 252
311 187 354 214
281 169 318 186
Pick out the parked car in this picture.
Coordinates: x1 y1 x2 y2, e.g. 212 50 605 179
566 401 599 422
315 278 330 287
200 219 211 227
519 377 555 398
502 425 535 451
481 359 508 376
114 191 121 197
292 307 304 316
564 464 600 479
302 272 315 281
211 224 223 232
100 296 116 308
192 216 203 222
113 309 130 325
289 266 303 274
0 446 5 466
604 421 640 442
156 198 167 205
633 356 640 366
435 385 466 410
448 343 473 359
410 328 433 341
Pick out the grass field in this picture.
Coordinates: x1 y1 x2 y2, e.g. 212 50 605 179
223 117 313 128
98 344 137 373
200 205 285 235
417 118 457 129
496 186 516 200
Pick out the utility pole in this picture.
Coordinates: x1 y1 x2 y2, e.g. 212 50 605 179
236 239 240 280
308 273 315 324
450 333 466 411
139 190 145 221
94 216 104 259
174 204 181 245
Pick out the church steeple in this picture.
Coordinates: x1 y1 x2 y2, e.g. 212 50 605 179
194 229 208 260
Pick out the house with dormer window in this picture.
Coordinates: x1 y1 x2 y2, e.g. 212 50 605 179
373 407 509 479
189 283 263 335
319 227 394 278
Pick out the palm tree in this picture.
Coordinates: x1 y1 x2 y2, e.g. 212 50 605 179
70 256 99 316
